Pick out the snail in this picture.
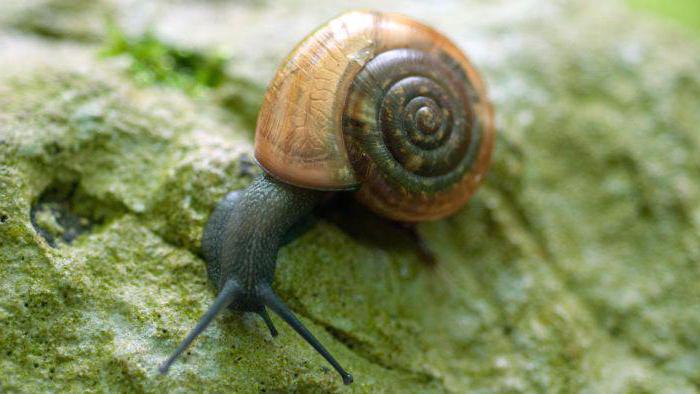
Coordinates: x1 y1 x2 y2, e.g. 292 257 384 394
158 10 494 385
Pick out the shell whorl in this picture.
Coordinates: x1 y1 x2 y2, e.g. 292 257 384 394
342 47 485 221
255 10 494 221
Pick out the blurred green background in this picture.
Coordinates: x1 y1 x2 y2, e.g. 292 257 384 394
628 0 700 33
1 0 700 392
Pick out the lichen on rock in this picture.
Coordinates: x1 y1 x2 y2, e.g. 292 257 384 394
1 0 700 393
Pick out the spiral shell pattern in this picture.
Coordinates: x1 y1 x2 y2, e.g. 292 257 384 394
343 50 492 221
255 10 494 221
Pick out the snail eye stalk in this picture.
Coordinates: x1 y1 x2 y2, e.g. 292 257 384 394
158 280 240 374
259 286 354 385
257 308 278 337
162 9 492 386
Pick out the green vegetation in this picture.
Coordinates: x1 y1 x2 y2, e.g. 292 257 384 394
102 27 264 130
2 0 700 392
102 27 228 93
628 0 700 33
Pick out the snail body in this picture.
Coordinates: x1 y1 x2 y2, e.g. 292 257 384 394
159 10 494 385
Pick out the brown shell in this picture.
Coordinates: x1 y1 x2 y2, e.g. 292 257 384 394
255 10 495 220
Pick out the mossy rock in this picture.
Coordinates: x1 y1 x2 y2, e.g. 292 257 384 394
1 1 700 392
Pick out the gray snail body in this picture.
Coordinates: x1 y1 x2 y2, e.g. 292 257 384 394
159 10 495 385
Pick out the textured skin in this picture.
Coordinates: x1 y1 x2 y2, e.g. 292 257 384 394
201 174 321 310
193 174 353 385
166 12 494 383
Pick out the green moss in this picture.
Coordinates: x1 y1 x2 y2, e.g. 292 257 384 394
216 76 266 132
102 28 228 94
1 69 432 392
2 0 700 393
101 27 265 131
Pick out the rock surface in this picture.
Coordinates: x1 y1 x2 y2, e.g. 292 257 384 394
1 0 699 392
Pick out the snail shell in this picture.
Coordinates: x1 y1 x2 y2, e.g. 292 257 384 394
255 10 495 221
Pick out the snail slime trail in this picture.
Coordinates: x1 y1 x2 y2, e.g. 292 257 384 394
159 10 495 386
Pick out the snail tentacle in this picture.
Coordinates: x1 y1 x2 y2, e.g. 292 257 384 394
162 174 353 384
259 285 354 386
161 10 494 386
158 279 241 374
258 308 279 337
